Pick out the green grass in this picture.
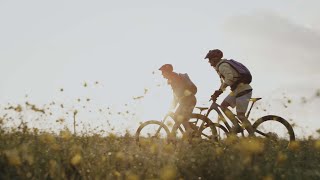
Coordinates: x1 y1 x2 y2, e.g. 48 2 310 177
1 128 320 180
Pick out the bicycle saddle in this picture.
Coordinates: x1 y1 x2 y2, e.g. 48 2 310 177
249 98 262 102
195 107 208 111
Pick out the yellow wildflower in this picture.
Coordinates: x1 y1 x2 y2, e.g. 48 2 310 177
277 152 287 164
5 149 21 166
314 140 320 150
70 153 82 166
288 141 300 151
160 165 177 180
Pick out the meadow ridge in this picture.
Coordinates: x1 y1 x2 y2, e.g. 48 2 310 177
0 90 320 179
1 125 320 180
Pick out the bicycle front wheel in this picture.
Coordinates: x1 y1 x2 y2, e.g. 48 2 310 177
252 115 295 142
135 120 171 145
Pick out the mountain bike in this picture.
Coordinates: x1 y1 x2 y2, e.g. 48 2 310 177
135 111 224 144
135 97 295 144
196 97 295 142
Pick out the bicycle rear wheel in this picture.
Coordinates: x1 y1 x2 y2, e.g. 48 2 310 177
252 115 295 142
135 120 171 145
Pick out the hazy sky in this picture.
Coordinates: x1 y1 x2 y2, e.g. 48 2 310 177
0 0 319 138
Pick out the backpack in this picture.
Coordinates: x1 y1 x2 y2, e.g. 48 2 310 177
221 59 252 84
179 73 197 95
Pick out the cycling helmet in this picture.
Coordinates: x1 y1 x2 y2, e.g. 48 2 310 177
205 49 223 59
159 64 173 72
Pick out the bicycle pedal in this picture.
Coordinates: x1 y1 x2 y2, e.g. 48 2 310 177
236 128 243 133
191 132 200 138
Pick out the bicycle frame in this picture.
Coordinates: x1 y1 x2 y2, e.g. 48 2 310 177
201 102 232 132
156 98 259 136
197 99 260 134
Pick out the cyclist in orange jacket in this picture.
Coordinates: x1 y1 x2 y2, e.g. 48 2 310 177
159 64 197 139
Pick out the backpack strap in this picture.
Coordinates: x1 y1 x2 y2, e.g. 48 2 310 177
216 59 243 91
215 60 226 79
179 73 197 95
216 60 241 79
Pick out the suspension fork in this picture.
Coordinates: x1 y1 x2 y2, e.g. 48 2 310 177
155 113 173 135
212 103 232 131
194 109 206 124
217 112 232 131
187 109 207 133
161 113 185 134
196 108 230 135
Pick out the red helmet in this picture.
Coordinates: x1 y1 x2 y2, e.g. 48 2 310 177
159 64 173 72
205 49 223 59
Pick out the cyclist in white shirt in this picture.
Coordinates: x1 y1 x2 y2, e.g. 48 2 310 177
204 49 255 136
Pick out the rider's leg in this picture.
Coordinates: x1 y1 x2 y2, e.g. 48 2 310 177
177 96 196 139
236 91 255 136
221 95 241 133
237 112 254 136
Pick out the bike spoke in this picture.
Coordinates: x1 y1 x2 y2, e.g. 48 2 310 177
255 129 270 138
155 126 162 135
201 132 211 139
